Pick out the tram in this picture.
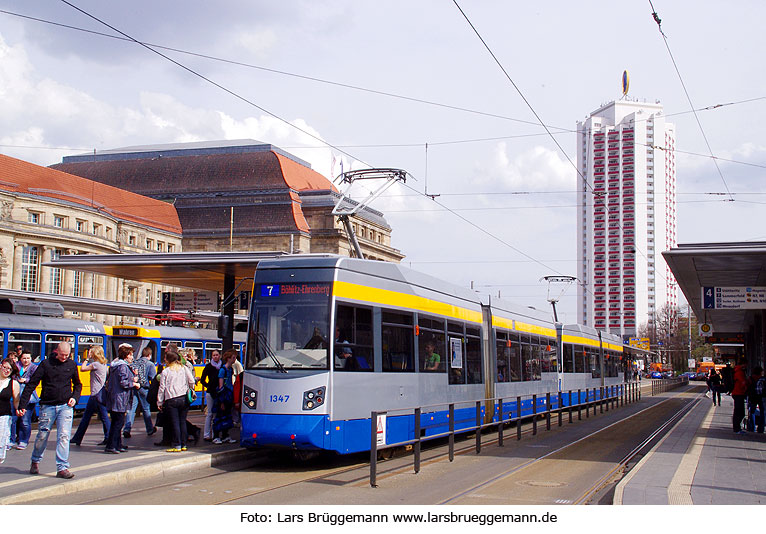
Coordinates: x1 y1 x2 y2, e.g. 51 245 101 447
240 255 628 454
0 299 246 407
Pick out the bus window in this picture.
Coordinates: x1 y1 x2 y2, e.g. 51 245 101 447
45 333 75 361
10 332 41 363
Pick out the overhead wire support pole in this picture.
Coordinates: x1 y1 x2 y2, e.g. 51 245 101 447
332 168 408 260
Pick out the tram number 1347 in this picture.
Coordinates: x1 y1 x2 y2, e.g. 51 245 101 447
269 395 290 403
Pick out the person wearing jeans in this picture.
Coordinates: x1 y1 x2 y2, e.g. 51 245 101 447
17 342 82 479
200 350 222 441
123 347 156 438
71 346 110 446
14 352 38 449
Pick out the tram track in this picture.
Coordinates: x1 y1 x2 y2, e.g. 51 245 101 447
61 383 691 506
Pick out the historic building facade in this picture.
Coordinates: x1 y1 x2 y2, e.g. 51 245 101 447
0 154 183 324
52 140 404 262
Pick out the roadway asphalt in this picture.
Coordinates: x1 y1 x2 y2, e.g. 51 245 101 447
0 409 247 505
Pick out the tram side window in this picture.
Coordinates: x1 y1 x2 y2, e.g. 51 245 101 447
546 339 558 373
46 334 75 362
496 332 509 383
78 336 104 363
574 346 586 373
335 305 373 371
418 316 446 373
205 343 223 363
448 334 465 384
382 311 414 372
520 336 532 381
10 333 41 363
563 344 574 373
590 347 601 379
530 336 542 380
508 334 521 382
540 337 551 373
466 331 482 384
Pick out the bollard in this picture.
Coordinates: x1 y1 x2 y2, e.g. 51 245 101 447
370 411 378 488
498 398 504 447
532 394 538 435
414 407 421 474
585 389 590 418
600 386 604 414
449 404 455 462
568 390 573 423
517 396 522 441
558 391 563 427
546 392 551 431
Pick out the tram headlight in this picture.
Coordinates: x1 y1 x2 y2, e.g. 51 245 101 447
303 387 325 410
243 385 258 410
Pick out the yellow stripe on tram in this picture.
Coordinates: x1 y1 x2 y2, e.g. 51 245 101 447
333 280 483 324
562 334 602 349
514 320 557 338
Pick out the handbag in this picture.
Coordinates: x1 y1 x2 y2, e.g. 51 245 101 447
186 388 197 404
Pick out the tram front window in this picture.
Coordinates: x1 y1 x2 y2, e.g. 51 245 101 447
247 282 331 370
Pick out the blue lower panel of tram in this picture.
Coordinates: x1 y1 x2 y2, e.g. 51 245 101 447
241 387 618 454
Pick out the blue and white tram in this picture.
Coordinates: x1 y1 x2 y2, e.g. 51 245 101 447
240 255 628 454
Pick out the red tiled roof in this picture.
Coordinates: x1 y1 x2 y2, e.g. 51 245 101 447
0 154 182 234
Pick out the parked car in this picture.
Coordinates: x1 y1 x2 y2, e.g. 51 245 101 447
681 371 697 379
694 372 708 381
651 371 663 379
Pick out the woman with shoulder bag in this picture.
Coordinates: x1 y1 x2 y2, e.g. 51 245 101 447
71 346 110 447
157 350 195 452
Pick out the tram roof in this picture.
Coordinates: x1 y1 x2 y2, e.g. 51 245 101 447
663 242 766 336
46 251 289 292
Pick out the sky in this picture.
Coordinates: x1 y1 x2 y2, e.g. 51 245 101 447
1 0 765 325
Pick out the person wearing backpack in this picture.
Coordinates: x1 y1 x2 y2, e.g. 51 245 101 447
123 347 157 439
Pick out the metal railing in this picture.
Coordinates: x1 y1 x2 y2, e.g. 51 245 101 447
651 376 689 396
369 381 641 487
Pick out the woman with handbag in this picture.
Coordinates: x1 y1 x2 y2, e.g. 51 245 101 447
14 351 38 450
157 350 195 452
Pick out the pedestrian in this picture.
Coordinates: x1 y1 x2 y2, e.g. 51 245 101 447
212 349 237 444
707 368 722 406
0 357 21 464
720 362 734 395
200 349 222 441
17 341 81 479
103 344 140 454
753 367 765 434
231 352 243 426
746 366 763 433
157 350 195 452
123 346 157 439
731 357 749 434
14 351 38 450
71 345 110 447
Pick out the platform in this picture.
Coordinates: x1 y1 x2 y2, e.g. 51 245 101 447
615 390 766 505
0 409 247 505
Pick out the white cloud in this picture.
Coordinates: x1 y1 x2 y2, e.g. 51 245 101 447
473 142 575 192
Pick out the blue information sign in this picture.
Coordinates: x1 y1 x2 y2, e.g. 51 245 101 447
702 287 715 309
260 284 280 297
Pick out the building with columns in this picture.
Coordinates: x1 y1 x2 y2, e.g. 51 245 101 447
0 153 183 324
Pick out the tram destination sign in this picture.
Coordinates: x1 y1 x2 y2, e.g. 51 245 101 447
702 286 766 310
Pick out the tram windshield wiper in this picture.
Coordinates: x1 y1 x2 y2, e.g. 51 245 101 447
256 331 287 373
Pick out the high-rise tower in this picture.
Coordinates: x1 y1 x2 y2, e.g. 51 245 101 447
576 100 677 337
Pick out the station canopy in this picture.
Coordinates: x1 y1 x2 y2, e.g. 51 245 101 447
45 251 287 292
663 242 766 336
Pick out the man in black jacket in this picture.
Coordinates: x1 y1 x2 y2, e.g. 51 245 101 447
200 349 222 441
17 341 81 479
